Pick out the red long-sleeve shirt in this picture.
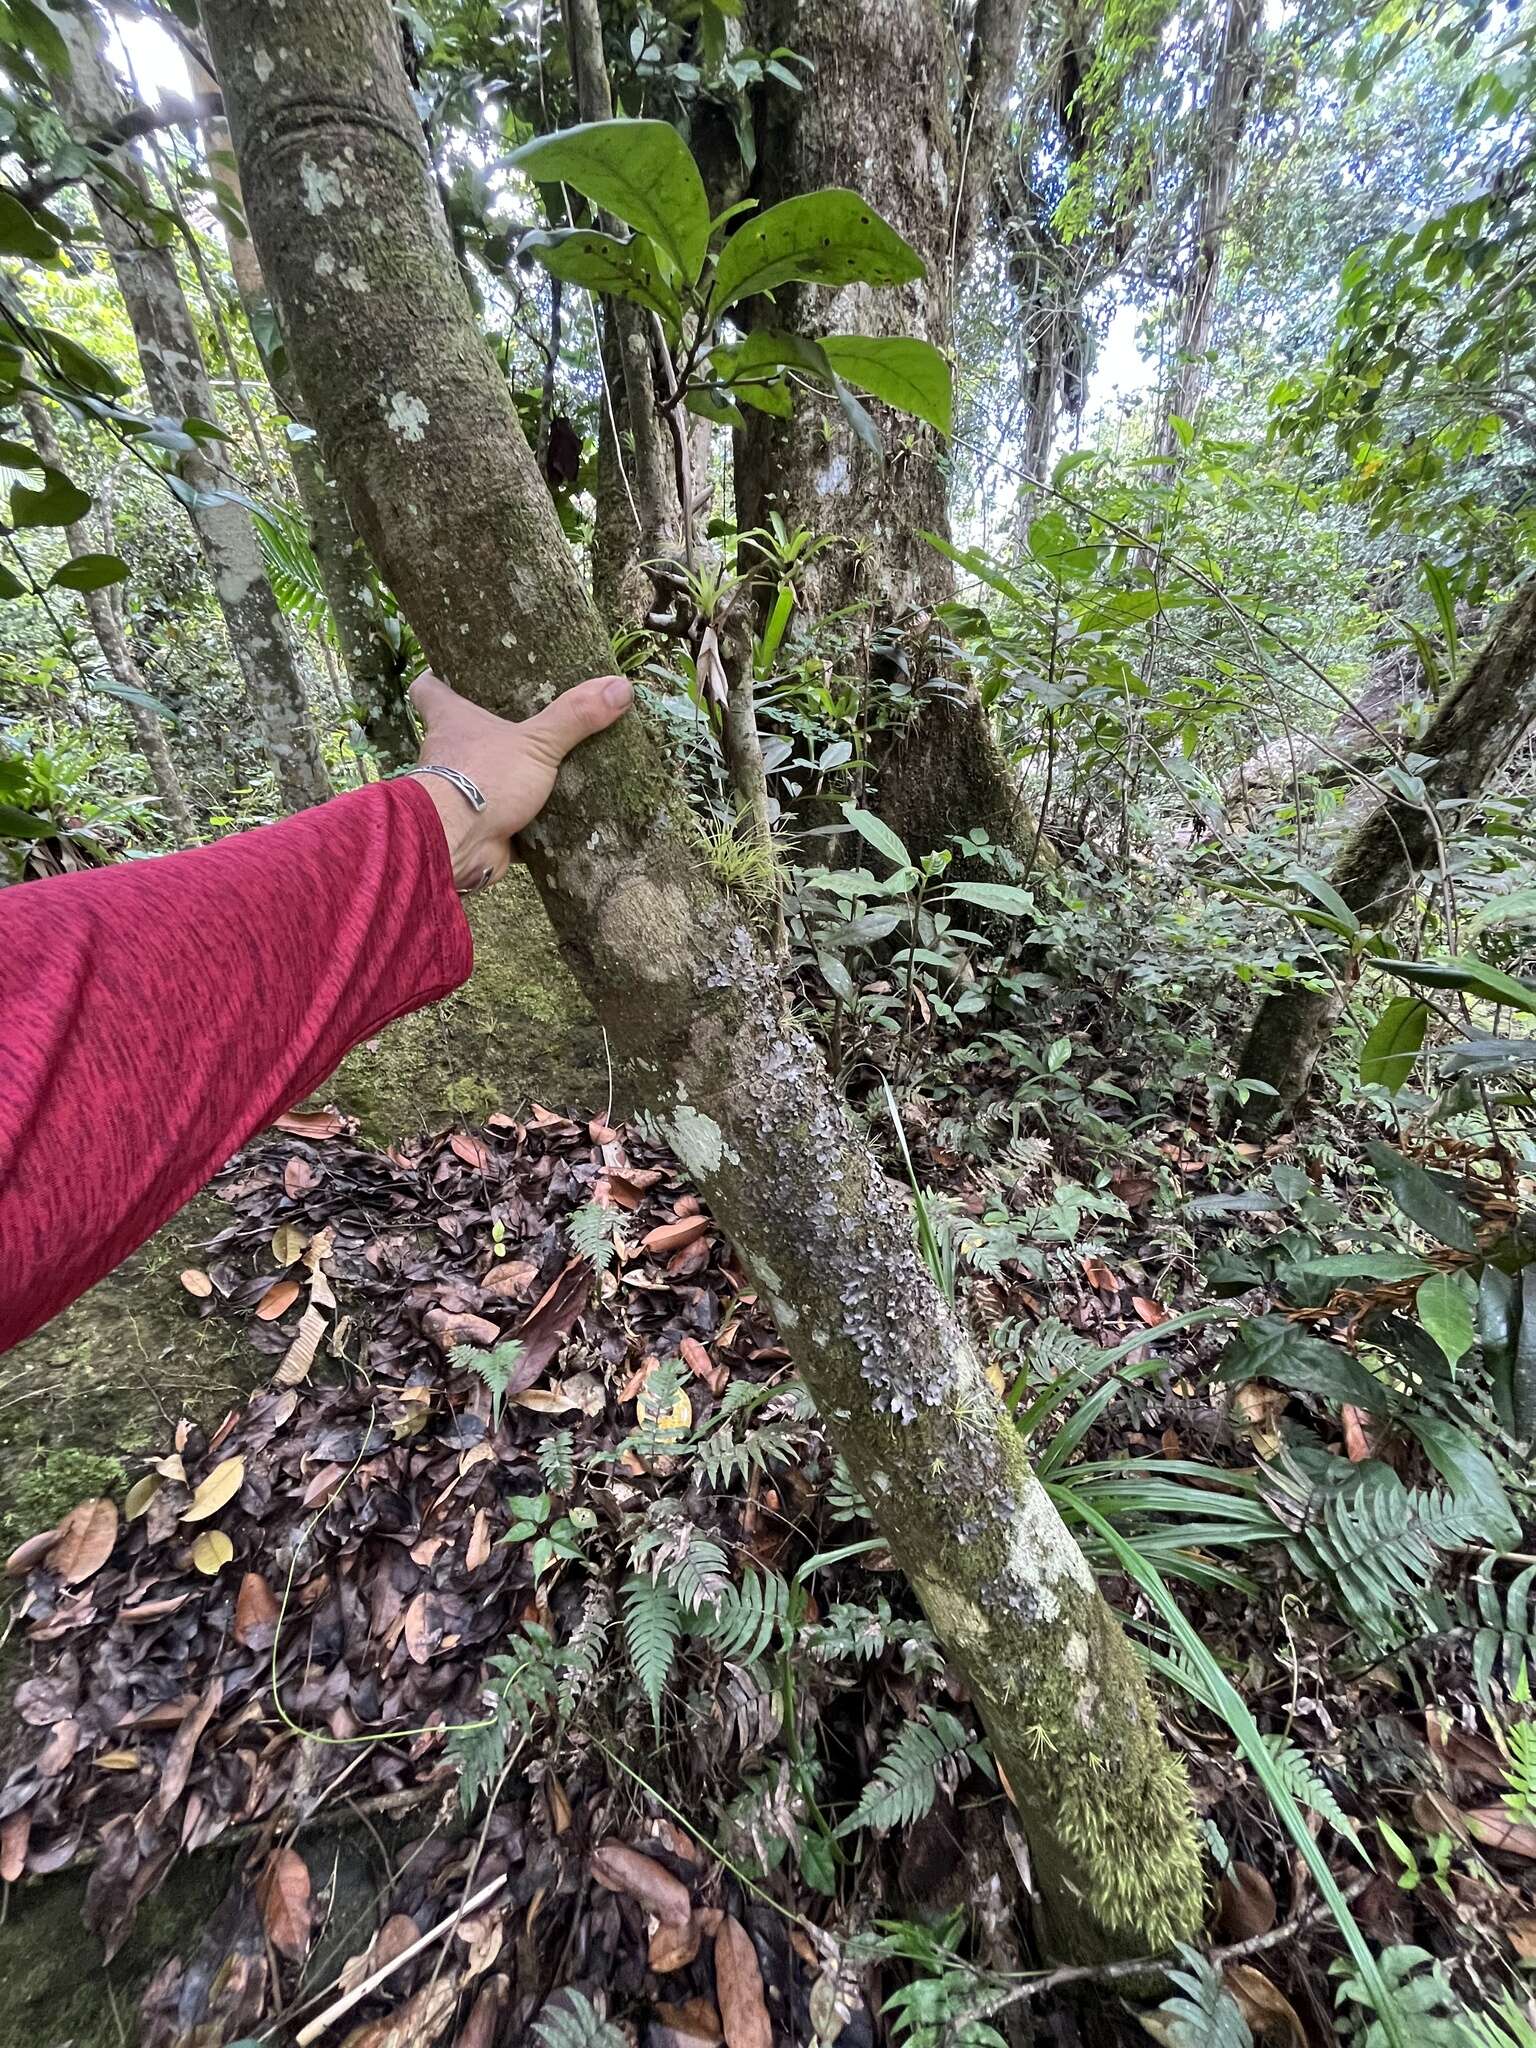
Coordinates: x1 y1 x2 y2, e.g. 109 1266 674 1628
0 777 472 1352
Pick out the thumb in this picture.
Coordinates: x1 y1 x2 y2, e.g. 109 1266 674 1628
408 668 459 726
520 674 633 759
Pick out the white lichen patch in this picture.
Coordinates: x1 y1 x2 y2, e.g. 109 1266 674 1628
1064 1632 1091 1675
252 46 274 83
299 155 344 214
314 251 335 277
1004 1482 1096 1623
383 392 431 442
916 1574 990 1655
663 1105 729 1179
341 266 369 294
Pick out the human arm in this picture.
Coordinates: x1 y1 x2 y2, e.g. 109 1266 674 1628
0 670 631 1352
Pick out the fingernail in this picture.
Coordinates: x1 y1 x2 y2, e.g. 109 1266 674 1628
603 676 633 710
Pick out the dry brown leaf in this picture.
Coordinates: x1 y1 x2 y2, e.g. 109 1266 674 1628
95 1751 139 1771
338 1974 458 2048
155 1676 223 1823
181 1456 245 1523
283 1156 319 1197
679 1335 728 1395
591 1841 692 1926
452 1977 507 2048
423 1307 500 1352
256 1277 302 1321
234 1571 281 1650
454 1908 504 1979
652 1998 724 2048
179 1267 213 1297
450 1132 491 1171
1466 1806 1536 1859
509 1387 578 1417
271 1224 307 1266
403 1591 440 1664
190 1530 234 1575
274 1107 344 1140
1223 1963 1306 2047
1216 1861 1276 1942
642 1215 712 1255
258 1846 313 1960
1131 1295 1167 1326
36 1718 80 1777
650 1912 704 1973
337 1914 420 1996
276 1304 328 1387
5 1525 59 1576
714 1916 771 2048
123 1473 162 1520
0 1809 29 1882
46 1498 118 1585
465 1509 491 1573
481 1259 540 1299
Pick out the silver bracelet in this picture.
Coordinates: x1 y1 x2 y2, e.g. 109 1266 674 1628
400 763 487 813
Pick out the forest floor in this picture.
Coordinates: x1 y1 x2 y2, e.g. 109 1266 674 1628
1 1072 1533 2047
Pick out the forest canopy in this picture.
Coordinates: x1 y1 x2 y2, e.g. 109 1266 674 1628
2 0 1536 2044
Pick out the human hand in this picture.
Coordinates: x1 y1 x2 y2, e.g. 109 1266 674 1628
408 668 632 893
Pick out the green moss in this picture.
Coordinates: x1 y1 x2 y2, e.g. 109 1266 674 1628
8 1449 124 1537
327 871 609 1139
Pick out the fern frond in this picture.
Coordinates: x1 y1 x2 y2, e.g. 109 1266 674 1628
1154 1945 1254 2048
1278 1459 1480 1645
1257 1735 1367 1858
446 1714 506 1817
701 1567 789 1665
450 1338 525 1429
537 1428 576 1496
557 1585 611 1719
807 1597 893 1664
255 505 333 642
1470 1558 1536 1703
1504 1721 1536 1822
666 1530 733 1614
836 1709 975 1837
621 1571 682 1723
533 1989 627 2048
568 1200 620 1274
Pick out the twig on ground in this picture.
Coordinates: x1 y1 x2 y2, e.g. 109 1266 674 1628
293 1871 508 2047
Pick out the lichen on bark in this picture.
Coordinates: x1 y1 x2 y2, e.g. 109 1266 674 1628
202 0 1203 1958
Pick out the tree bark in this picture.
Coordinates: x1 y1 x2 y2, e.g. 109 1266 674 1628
192 61 416 769
48 4 331 813
735 0 1045 869
1240 574 1536 1111
203 0 1203 1963
21 393 196 846
1155 0 1261 456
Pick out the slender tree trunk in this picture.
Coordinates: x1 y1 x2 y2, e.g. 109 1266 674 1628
204 0 1203 1962
735 0 1047 868
21 392 196 845
190 61 415 768
48 5 330 812
1155 0 1260 455
591 307 654 630
1240 575 1536 1111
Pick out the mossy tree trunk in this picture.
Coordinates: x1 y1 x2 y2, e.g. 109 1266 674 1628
1240 574 1536 1112
48 6 330 814
734 0 1050 868
204 0 1203 1962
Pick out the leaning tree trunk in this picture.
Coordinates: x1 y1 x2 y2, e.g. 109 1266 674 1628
48 6 330 812
735 0 1046 868
188 60 414 768
22 393 195 845
1241 574 1536 1111
1155 0 1260 456
204 0 1203 1963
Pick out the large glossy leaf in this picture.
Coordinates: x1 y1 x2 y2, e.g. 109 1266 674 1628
10 465 90 528
1374 953 1536 1018
507 121 709 284
1217 1315 1391 1415
1365 1141 1478 1252
1415 1269 1476 1365
51 552 128 592
1359 995 1429 1094
0 191 58 261
517 227 682 334
840 803 911 873
712 190 923 313
818 335 951 435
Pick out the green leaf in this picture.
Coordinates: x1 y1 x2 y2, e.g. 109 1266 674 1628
1282 1252 1433 1285
1287 865 1360 934
50 552 129 592
1414 1269 1476 1365
1403 1413 1519 1548
1365 1142 1478 1252
918 529 1029 606
517 227 682 333
0 191 58 261
1374 954 1536 1018
0 802 51 839
1466 888 1536 937
9 465 90 528
1026 510 1099 580
818 334 952 435
0 435 43 470
944 880 1035 916
1360 996 1429 1095
8 0 71 77
36 326 129 397
507 121 709 284
684 386 746 429
840 803 910 873
829 373 882 464
1217 1316 1391 1415
711 189 923 313
0 563 27 600
1478 1264 1519 1429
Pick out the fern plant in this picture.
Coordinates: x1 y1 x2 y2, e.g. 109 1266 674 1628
1152 1946 1254 2048
835 1708 986 1837
532 1990 627 2048
567 1201 620 1274
1468 1556 1536 1703
450 1338 526 1430
537 1427 576 1496
621 1570 683 1724
1257 1734 1368 1858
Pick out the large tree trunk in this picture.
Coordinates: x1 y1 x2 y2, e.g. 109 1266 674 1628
21 393 195 845
48 6 330 812
1155 0 1261 455
735 0 1045 868
204 0 1203 1963
190 62 415 769
1240 574 1536 1111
